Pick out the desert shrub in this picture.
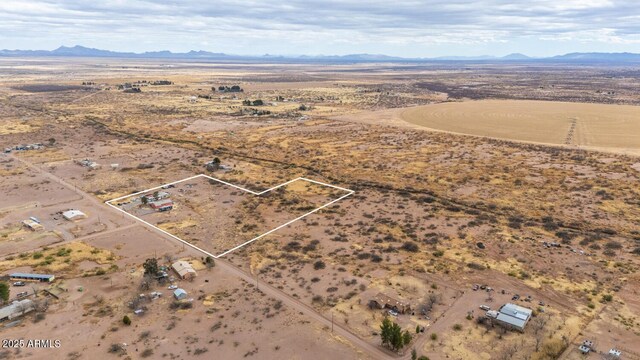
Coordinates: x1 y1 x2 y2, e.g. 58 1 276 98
284 241 301 252
210 321 222 332
122 315 131 325
601 294 613 302
313 260 326 270
466 262 485 271
170 301 193 310
140 349 153 358
507 216 522 229
33 313 46 323
108 343 124 354
605 241 622 249
401 241 419 252
541 216 559 231
430 333 438 341
194 348 208 355
452 324 462 331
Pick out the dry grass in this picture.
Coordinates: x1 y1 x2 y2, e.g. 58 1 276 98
0 241 116 274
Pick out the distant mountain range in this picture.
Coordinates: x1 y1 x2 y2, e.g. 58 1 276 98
2 45 640 63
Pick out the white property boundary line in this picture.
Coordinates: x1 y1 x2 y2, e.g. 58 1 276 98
105 174 354 258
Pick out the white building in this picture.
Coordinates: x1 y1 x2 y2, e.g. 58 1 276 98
62 210 87 221
0 300 35 321
486 303 533 332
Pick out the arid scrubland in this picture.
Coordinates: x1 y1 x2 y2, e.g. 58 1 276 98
0 58 638 359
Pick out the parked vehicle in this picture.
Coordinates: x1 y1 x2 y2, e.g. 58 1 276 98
168 284 178 290
388 309 399 317
13 281 25 287
16 291 29 298
479 305 490 311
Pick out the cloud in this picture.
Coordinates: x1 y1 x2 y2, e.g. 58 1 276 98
0 0 639 56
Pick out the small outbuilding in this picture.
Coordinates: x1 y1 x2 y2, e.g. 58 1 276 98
172 260 197 280
22 219 43 231
173 288 188 300
62 209 87 221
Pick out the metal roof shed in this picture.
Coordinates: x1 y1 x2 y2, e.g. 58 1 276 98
173 288 188 300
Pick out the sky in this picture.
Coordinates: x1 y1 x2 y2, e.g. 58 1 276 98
1 0 639 57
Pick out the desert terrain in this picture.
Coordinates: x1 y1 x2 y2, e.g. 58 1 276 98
0 57 638 360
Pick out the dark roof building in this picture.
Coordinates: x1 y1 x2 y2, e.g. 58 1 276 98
369 292 411 314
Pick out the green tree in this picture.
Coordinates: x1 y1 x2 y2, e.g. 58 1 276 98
0 282 9 303
143 258 159 276
380 316 392 348
205 256 215 269
390 322 403 351
141 196 149 205
123 315 131 325
403 330 412 347
416 324 421 334
411 348 417 360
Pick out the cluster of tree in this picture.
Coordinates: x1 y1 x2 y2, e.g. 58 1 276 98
380 317 412 352
242 99 264 106
143 258 159 276
150 80 173 85
215 85 243 93
117 82 141 90
81 81 96 85
244 108 271 116
123 87 142 93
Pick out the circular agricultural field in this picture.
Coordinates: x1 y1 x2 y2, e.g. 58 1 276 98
400 100 640 153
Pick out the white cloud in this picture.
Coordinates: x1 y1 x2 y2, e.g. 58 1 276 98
0 0 639 56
